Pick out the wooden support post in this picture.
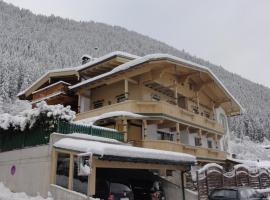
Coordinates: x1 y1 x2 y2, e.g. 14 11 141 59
214 134 219 149
123 118 128 142
124 79 129 100
176 123 180 143
199 129 203 146
175 84 178 105
68 154 74 190
88 161 96 196
212 101 216 120
143 120 148 139
196 92 200 111
50 148 58 184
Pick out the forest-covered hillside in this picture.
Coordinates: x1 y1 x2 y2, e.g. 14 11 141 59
0 0 269 142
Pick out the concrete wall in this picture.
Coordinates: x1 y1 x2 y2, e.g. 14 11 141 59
0 145 51 197
50 184 94 200
185 189 198 200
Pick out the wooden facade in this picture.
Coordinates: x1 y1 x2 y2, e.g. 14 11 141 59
18 52 242 164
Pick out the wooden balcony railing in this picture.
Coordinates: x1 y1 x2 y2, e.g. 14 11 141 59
76 100 224 134
32 81 70 101
134 140 226 161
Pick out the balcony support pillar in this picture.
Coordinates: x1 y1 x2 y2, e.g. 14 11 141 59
124 79 129 100
176 123 181 143
174 83 178 105
122 118 128 142
143 120 148 139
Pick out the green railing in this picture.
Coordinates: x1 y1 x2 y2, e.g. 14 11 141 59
57 121 124 142
0 121 124 152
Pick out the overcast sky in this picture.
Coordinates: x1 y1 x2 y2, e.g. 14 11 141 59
3 0 270 88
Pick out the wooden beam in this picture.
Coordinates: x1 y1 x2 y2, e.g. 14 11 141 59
68 154 74 190
143 120 148 139
177 72 199 83
127 78 138 85
124 79 129 100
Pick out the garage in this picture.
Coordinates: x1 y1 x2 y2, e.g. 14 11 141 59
51 136 196 199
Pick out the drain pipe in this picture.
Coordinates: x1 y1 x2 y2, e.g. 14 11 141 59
181 171 186 200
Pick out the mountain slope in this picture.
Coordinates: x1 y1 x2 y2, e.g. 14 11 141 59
0 0 270 141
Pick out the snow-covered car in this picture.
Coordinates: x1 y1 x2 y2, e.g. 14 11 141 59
209 187 266 200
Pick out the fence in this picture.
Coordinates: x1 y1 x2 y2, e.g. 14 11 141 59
196 163 270 200
0 121 124 152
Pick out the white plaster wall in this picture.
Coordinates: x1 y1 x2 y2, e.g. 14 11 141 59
0 145 51 197
79 91 90 113
215 107 230 151
147 124 160 140
180 130 189 145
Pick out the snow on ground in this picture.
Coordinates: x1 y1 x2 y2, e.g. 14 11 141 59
228 134 270 160
0 183 53 200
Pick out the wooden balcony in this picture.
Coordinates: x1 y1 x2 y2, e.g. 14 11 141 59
134 140 227 162
32 81 70 101
76 100 224 134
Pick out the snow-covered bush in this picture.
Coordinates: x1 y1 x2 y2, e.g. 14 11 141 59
0 101 75 132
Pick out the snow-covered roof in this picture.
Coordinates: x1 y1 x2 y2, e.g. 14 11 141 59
77 51 139 72
54 138 196 165
17 51 138 98
31 91 65 104
32 81 71 95
69 53 243 114
76 111 145 125
66 133 122 144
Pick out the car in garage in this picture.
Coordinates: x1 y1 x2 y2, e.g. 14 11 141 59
95 179 134 200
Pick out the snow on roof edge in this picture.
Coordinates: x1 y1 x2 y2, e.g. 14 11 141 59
54 138 196 164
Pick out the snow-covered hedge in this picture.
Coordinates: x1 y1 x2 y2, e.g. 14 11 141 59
0 101 75 132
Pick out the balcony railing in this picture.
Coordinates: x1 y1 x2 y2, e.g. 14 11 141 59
76 100 224 134
134 140 226 161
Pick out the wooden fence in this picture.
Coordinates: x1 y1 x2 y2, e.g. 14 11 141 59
196 163 270 200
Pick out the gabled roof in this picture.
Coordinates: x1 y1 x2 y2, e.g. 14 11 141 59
17 51 138 99
70 53 244 116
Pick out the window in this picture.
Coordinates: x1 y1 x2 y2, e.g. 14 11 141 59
116 94 126 103
157 131 174 141
73 156 89 194
195 137 202 146
207 140 213 148
93 100 104 109
56 153 70 189
220 113 228 132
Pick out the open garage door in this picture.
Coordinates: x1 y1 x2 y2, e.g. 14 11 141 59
94 168 163 200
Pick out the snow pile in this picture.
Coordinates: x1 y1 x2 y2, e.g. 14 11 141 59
0 182 53 200
54 138 196 164
0 101 75 131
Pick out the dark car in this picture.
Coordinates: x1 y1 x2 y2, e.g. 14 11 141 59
209 187 266 200
94 179 134 200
